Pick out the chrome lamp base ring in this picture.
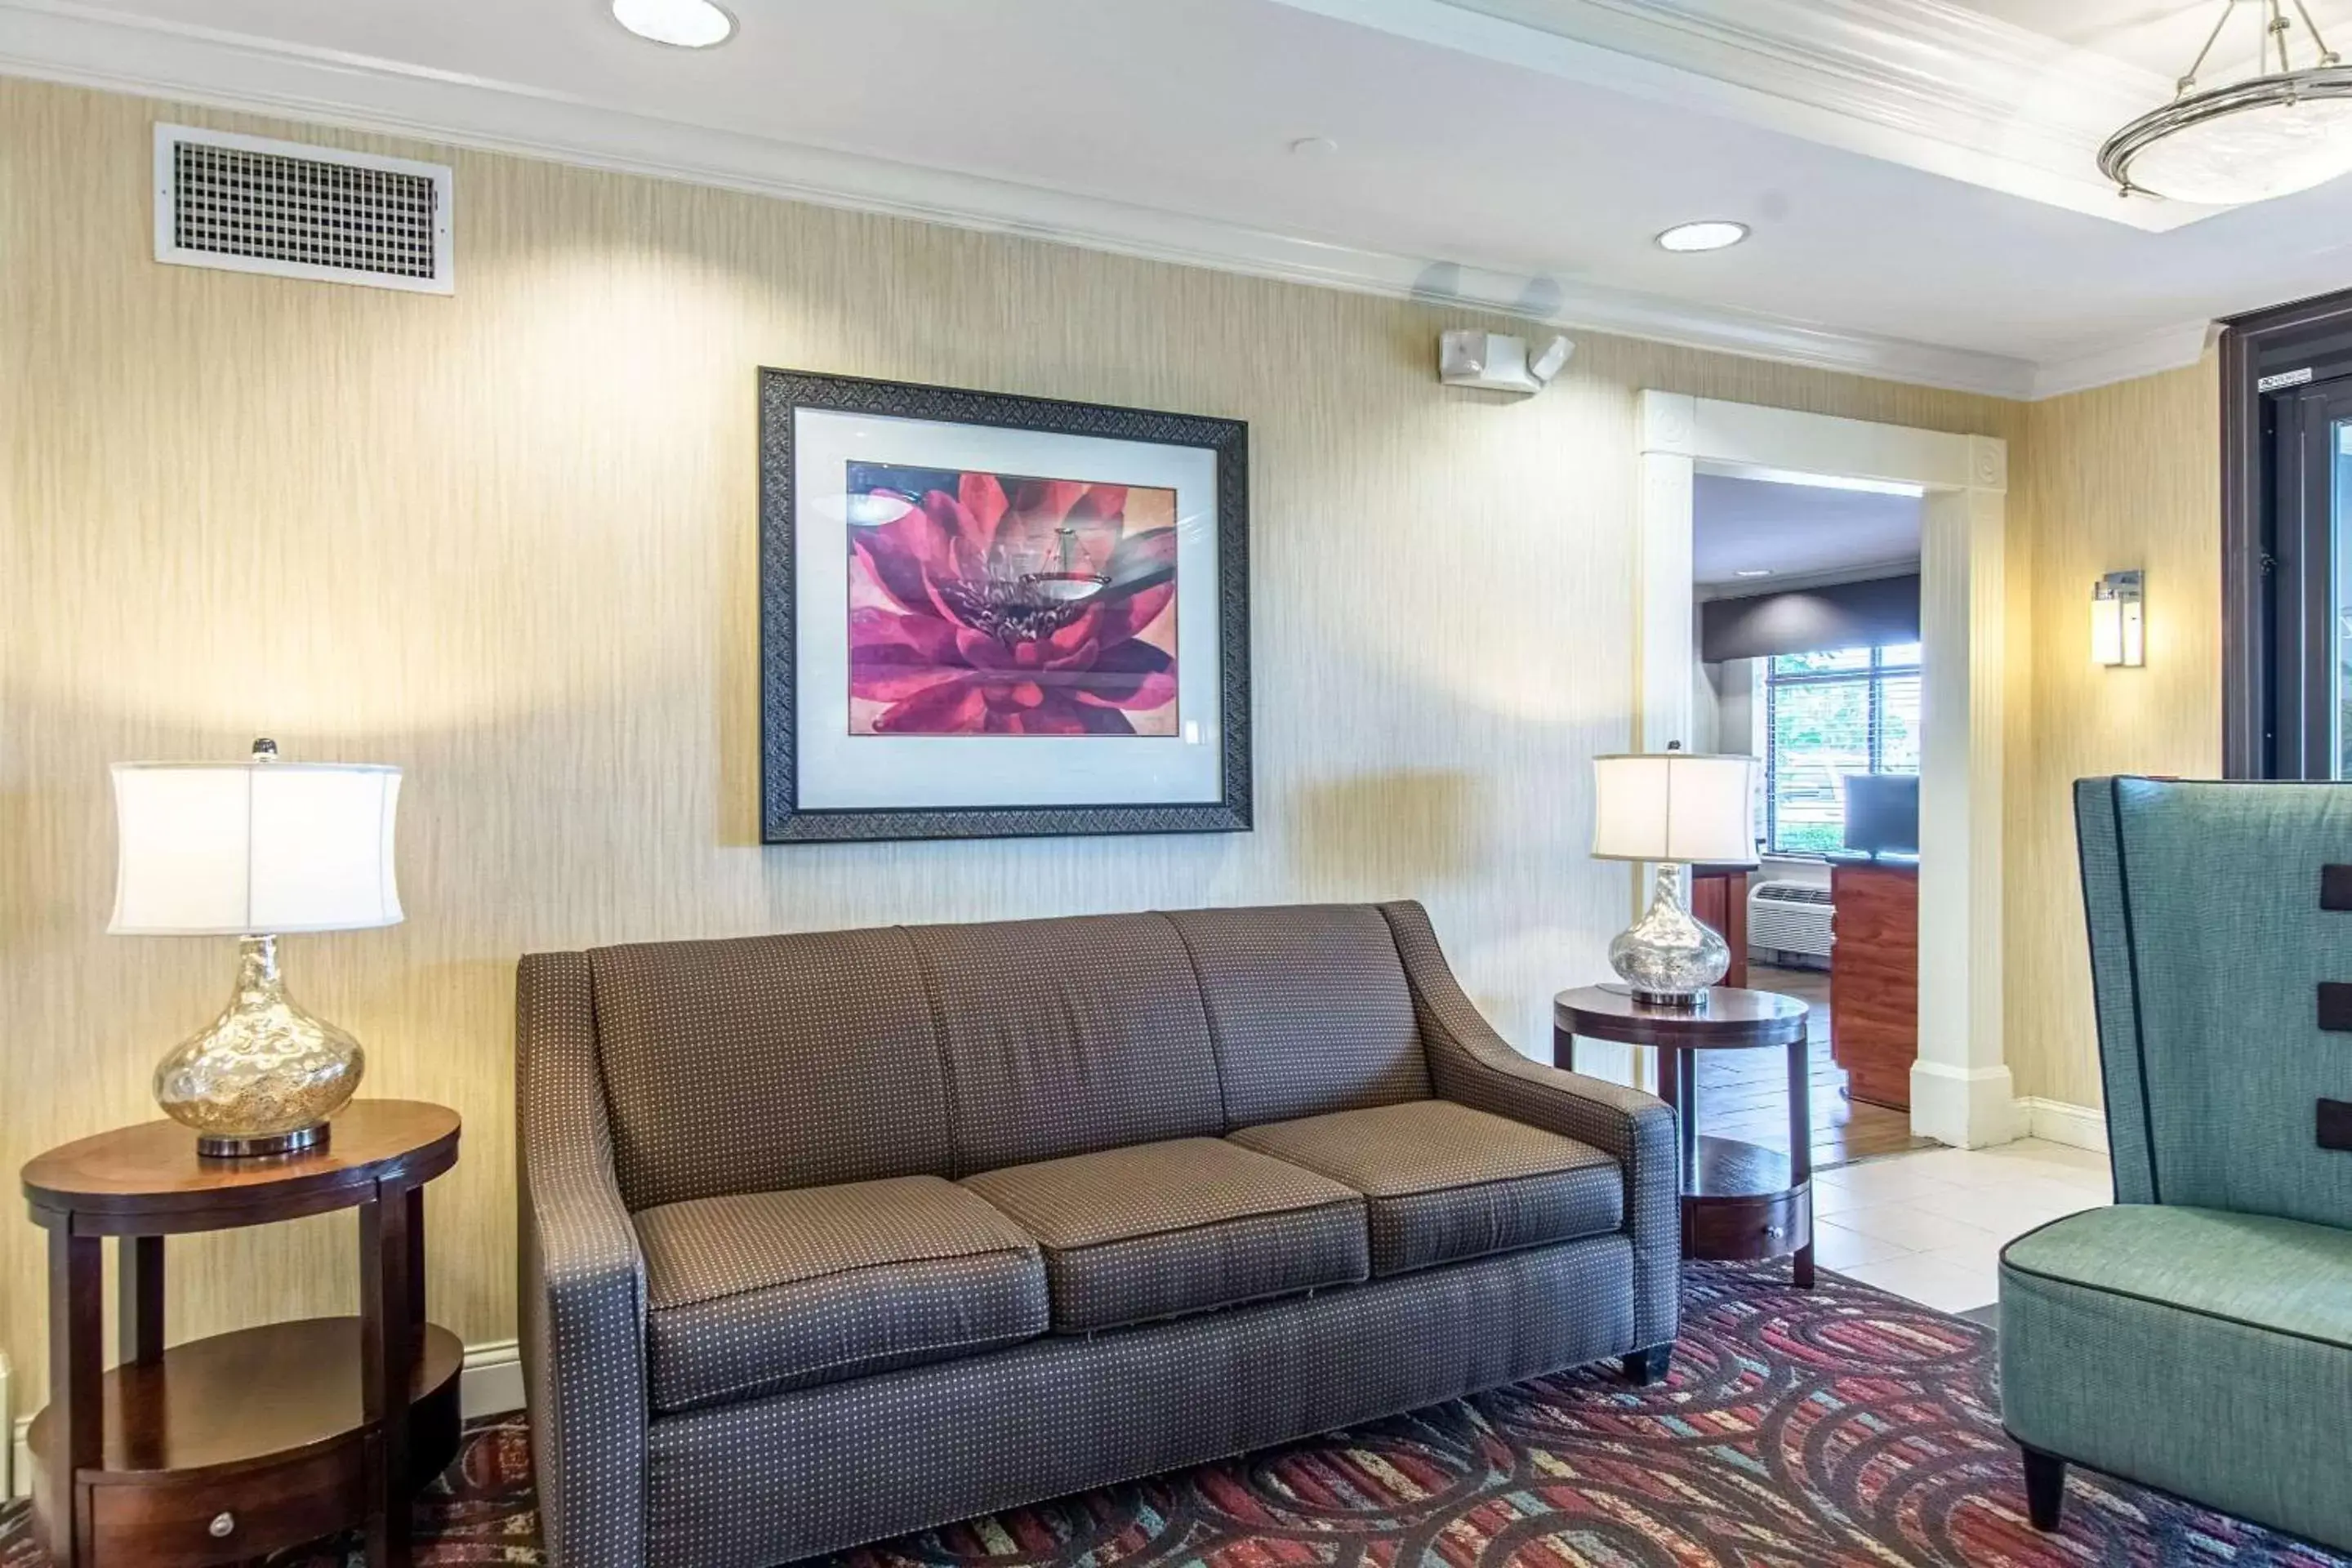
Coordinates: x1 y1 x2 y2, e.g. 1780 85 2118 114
196 1123 332 1160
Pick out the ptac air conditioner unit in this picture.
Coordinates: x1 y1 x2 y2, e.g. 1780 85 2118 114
1748 880 1833 966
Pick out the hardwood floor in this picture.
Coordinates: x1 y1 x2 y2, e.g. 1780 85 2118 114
1697 962 1931 1169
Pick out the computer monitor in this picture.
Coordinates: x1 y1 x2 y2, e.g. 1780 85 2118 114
1842 774 1919 858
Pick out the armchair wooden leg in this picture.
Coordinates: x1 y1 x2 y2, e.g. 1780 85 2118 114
1621 1344 1673 1386
2020 1446 2067 1531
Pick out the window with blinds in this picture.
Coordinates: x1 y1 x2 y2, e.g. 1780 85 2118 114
1765 644 1920 855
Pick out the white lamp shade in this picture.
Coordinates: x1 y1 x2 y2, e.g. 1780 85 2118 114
109 762 404 935
1591 751 1757 865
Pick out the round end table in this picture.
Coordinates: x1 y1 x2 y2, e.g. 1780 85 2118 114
22 1099 461 1568
1553 986 1815 1287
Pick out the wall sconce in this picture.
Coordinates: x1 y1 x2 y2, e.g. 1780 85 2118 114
2092 570 2145 668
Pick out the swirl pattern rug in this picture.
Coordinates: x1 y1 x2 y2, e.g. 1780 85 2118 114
1 1263 2340 1567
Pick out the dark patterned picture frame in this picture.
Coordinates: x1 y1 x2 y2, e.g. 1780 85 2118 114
759 368 1252 844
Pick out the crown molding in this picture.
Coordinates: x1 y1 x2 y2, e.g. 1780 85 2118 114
2028 319 2220 401
0 0 2199 400
0 0 2052 399
1281 0 2208 232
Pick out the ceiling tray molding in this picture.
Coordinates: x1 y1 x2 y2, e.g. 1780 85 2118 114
2028 319 2221 402
0 0 2042 399
1279 0 2210 232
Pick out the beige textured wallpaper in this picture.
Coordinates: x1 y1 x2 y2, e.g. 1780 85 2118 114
2005 360 2223 1107
0 78 2022 1407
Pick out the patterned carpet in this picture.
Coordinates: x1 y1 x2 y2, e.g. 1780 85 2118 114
2 1263 2341 1567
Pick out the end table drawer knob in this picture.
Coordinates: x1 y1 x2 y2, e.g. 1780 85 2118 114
209 1511 237 1539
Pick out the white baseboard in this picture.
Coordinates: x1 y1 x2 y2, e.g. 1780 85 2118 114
462 1338 525 1420
1909 1061 2024 1149
2015 1097 2109 1153
7 1338 525 1500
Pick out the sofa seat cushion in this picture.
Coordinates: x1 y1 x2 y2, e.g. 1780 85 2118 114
1229 1100 1623 1276
1999 1205 2352 1552
635 1175 1048 1414
960 1138 1368 1331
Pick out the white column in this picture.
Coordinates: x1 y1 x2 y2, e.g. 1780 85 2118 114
1637 394 1699 756
1588 393 1702 1091
1911 436 2018 1147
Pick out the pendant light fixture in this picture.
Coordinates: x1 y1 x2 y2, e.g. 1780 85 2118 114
2100 0 2352 206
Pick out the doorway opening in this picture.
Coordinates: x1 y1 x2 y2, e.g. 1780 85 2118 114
2220 287 2352 777
1690 471 1932 1167
1633 394 2014 1151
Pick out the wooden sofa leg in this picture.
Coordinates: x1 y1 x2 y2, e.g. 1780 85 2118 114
1622 1344 1673 1386
2020 1446 2067 1531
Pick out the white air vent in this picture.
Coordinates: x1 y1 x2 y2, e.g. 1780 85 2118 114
154 123 453 294
1749 880 1834 964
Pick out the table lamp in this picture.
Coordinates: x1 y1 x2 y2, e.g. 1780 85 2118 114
109 739 403 1156
1590 743 1757 1007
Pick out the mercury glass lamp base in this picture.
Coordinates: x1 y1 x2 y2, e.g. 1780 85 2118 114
1606 863 1731 1007
154 935 364 1157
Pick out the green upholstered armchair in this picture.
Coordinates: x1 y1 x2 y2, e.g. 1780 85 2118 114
1999 778 2352 1550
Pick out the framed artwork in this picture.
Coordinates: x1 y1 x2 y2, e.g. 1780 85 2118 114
758 368 1251 843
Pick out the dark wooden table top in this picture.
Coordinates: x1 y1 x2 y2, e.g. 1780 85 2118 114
24 1100 461 1227
1554 985 1808 1050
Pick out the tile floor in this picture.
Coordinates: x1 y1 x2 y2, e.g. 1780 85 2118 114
1811 1137 2113 1313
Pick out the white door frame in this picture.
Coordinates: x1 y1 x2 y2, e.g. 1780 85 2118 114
1636 392 2016 1149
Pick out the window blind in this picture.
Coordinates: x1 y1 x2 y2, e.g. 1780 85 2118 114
1765 644 1921 855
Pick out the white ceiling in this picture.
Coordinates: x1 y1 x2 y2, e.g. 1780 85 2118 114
8 0 2352 397
1692 474 1922 588
1955 0 2350 74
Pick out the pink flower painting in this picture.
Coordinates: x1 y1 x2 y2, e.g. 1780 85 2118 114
845 462 1179 737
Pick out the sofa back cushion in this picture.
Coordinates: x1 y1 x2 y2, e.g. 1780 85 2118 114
1164 904 1429 1125
590 926 947 1210
908 913 1225 1174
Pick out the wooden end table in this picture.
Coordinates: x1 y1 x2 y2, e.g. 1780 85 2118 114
22 1100 462 1568
1553 986 1815 1287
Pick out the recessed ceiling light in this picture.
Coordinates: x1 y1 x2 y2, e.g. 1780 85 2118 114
1733 568 1774 579
1290 136 1339 157
612 0 734 48
1656 220 1749 253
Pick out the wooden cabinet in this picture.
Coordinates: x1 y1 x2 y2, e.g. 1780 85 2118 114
1829 859 1918 1111
1688 866 1750 991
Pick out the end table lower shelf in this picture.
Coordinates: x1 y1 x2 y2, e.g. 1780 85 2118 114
29 1319 461 1566
1683 1135 1813 1267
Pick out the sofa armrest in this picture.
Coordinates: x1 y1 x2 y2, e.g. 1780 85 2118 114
517 951 648 1568
1377 902 1681 1351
